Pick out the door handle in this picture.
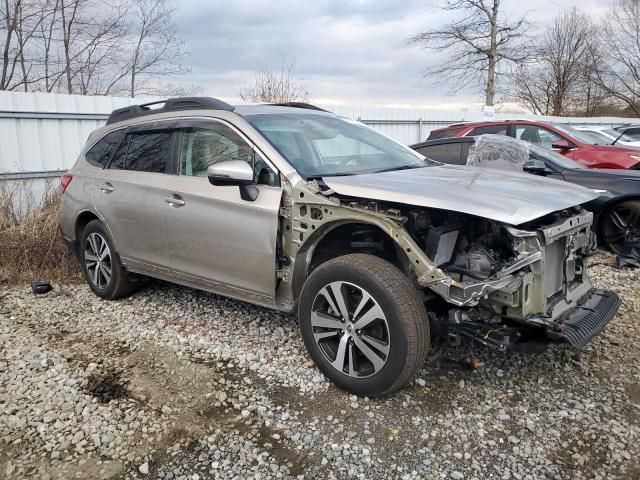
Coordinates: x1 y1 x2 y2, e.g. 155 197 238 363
164 195 185 207
100 182 114 193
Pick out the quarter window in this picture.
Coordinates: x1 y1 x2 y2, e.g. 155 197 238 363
86 130 126 168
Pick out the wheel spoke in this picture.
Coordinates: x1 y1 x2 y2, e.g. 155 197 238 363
610 211 628 230
348 343 356 377
101 264 112 285
84 252 98 263
352 290 372 321
353 336 385 373
313 330 339 342
98 240 109 260
90 265 98 285
331 334 349 372
317 287 341 319
87 234 99 255
328 282 350 321
360 334 390 357
311 311 344 330
354 303 384 330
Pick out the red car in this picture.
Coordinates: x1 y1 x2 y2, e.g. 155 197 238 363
428 120 640 169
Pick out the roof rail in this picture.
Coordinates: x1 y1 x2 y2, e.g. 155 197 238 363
269 102 330 112
106 97 235 125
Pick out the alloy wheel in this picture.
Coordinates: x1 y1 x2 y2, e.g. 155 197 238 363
84 232 113 289
311 281 390 378
603 204 640 254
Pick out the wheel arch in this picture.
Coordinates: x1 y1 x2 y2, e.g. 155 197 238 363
290 219 414 300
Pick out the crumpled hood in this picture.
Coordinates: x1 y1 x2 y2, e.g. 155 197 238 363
323 165 598 225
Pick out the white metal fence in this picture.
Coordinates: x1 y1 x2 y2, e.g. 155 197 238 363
1 90 639 183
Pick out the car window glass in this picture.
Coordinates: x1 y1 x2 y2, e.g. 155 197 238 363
126 132 171 173
86 130 125 168
515 125 562 149
179 125 277 186
109 135 129 169
313 134 384 161
415 143 464 165
470 125 508 136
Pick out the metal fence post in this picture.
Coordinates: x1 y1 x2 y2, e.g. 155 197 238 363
418 118 423 142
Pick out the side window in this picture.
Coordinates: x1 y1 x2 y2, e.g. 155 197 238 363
470 125 508 136
415 143 464 165
126 132 172 173
107 131 171 172
179 124 277 186
85 130 125 168
515 125 562 149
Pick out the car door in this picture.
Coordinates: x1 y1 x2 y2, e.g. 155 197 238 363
163 118 283 305
93 121 175 275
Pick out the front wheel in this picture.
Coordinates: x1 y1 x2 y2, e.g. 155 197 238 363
298 254 429 396
601 201 640 255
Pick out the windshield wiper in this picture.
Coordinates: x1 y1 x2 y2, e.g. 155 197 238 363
371 164 425 174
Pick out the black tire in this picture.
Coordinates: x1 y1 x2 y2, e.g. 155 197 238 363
298 254 429 397
79 220 137 300
600 201 640 254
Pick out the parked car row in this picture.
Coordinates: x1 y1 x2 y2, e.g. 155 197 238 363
60 99 622 397
428 119 640 169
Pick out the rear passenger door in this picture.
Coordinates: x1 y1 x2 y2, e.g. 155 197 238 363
163 118 283 304
93 121 176 275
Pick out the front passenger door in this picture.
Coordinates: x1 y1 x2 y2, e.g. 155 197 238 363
163 119 283 304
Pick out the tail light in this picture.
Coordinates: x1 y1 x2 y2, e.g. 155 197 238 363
60 173 73 193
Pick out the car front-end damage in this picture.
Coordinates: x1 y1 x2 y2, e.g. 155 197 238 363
281 167 620 352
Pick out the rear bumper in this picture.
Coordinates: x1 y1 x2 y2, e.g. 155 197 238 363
546 289 620 348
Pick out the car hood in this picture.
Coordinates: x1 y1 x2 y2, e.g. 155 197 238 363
322 165 598 225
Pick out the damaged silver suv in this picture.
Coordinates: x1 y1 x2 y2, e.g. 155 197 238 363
59 97 620 396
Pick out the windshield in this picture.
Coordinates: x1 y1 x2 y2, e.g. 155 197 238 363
555 123 620 145
602 128 636 143
245 113 430 177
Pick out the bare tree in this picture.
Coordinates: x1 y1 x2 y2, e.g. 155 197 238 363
508 8 596 115
408 0 531 106
239 60 310 103
1 0 190 96
592 0 640 116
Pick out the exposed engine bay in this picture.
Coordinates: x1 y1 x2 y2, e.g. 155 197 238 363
288 185 616 351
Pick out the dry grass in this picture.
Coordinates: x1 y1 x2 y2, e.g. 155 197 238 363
0 180 80 284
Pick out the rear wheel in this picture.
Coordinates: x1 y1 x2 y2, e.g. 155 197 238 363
601 201 640 255
298 254 429 396
80 220 137 299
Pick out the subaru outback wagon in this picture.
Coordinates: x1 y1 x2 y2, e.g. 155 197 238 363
59 97 620 396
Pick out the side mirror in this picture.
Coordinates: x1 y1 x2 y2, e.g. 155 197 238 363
523 159 549 175
551 139 574 150
207 160 258 201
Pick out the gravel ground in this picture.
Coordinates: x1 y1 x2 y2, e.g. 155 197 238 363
1 251 639 480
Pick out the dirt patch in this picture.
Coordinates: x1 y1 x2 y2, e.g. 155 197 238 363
85 371 130 403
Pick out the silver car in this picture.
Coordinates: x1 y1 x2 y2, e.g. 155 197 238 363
59 97 620 396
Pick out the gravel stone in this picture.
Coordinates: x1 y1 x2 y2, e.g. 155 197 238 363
0 251 638 479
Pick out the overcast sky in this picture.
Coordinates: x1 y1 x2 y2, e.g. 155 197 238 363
173 0 611 110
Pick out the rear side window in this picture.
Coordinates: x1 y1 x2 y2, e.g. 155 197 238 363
427 127 464 140
415 143 464 165
109 131 172 173
85 130 125 168
469 125 508 136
